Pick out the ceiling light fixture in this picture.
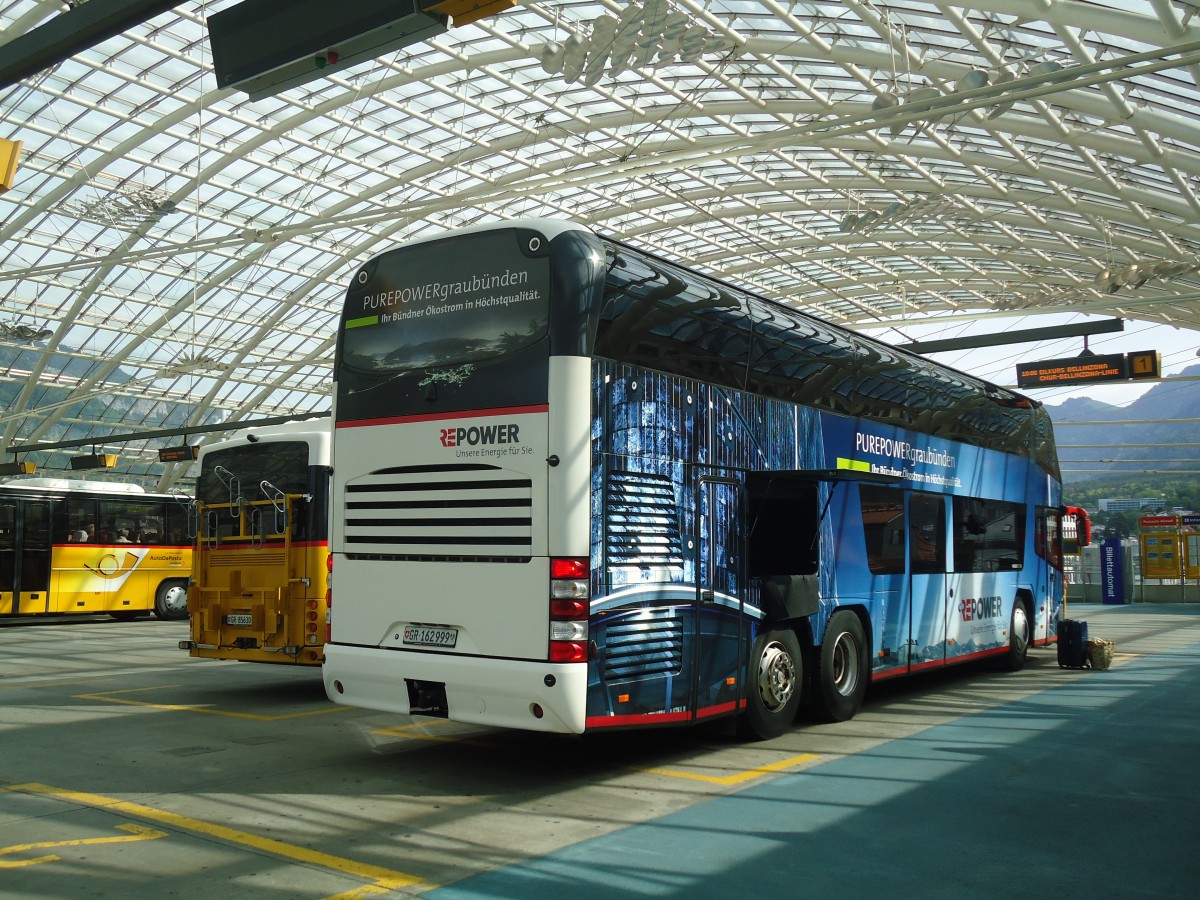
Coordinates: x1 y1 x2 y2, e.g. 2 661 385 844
868 55 1069 135
838 195 959 235
153 353 224 381
0 320 52 342
1093 257 1200 294
537 0 736 86
65 186 181 229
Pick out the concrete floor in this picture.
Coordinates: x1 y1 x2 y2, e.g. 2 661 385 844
2 602 1197 898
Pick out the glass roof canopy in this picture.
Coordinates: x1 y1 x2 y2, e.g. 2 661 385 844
2 0 1199 488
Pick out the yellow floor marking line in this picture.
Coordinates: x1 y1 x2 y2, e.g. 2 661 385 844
634 752 820 786
74 686 349 721
0 823 166 869
321 884 397 899
3 783 428 894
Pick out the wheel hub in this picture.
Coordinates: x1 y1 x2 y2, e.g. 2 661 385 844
832 632 860 697
1013 606 1030 653
756 641 797 712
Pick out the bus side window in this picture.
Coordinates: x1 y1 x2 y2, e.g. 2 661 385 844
66 497 97 543
860 484 904 575
1036 506 1064 570
909 492 947 574
953 497 1026 573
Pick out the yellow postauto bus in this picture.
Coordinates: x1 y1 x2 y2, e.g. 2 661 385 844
181 421 330 665
0 478 193 620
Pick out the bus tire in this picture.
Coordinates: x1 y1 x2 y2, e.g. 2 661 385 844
738 626 803 740
812 610 868 723
153 579 189 621
1003 597 1031 672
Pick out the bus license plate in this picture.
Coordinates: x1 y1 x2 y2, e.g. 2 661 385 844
402 626 458 648
225 614 252 626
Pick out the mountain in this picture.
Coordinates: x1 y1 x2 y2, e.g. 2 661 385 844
0 343 224 480
1046 363 1200 482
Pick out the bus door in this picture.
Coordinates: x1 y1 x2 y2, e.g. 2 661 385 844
0 498 52 616
857 484 907 673
0 498 14 616
907 492 948 672
1035 507 1061 642
1038 536 1056 640
694 477 745 721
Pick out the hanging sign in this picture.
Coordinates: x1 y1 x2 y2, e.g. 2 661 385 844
1016 354 1127 388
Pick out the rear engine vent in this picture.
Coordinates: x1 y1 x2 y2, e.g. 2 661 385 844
343 463 532 561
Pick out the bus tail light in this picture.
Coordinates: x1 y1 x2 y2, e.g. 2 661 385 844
549 557 589 663
325 553 333 642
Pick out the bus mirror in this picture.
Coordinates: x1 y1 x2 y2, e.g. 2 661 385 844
1063 505 1092 548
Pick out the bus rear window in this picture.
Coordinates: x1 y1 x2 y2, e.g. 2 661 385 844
339 228 552 374
198 441 309 505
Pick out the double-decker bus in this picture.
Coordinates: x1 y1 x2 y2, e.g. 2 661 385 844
180 421 331 665
0 479 192 620
322 218 1084 738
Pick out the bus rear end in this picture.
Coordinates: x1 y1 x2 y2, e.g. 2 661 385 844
322 221 595 733
183 423 331 664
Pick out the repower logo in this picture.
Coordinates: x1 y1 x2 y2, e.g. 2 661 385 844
439 423 521 448
959 595 1002 622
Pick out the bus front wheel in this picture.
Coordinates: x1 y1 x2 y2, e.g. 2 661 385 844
153 580 189 621
812 610 868 722
1003 598 1031 672
738 626 803 740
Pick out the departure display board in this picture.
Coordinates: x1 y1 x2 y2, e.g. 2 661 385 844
158 445 199 462
1016 353 1127 388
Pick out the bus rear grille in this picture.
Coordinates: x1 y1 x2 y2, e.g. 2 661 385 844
210 550 287 567
343 463 533 560
602 612 684 681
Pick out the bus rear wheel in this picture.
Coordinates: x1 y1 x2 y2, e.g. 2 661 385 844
738 626 803 740
1003 598 1031 672
153 580 189 621
812 610 868 723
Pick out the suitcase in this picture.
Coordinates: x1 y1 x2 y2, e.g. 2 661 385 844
1057 619 1089 668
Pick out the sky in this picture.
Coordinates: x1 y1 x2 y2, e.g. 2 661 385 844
863 313 1200 409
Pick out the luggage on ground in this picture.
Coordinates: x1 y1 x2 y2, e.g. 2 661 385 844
1057 618 1089 669
1086 637 1116 670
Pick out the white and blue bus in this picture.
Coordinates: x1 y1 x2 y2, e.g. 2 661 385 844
322 219 1083 739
